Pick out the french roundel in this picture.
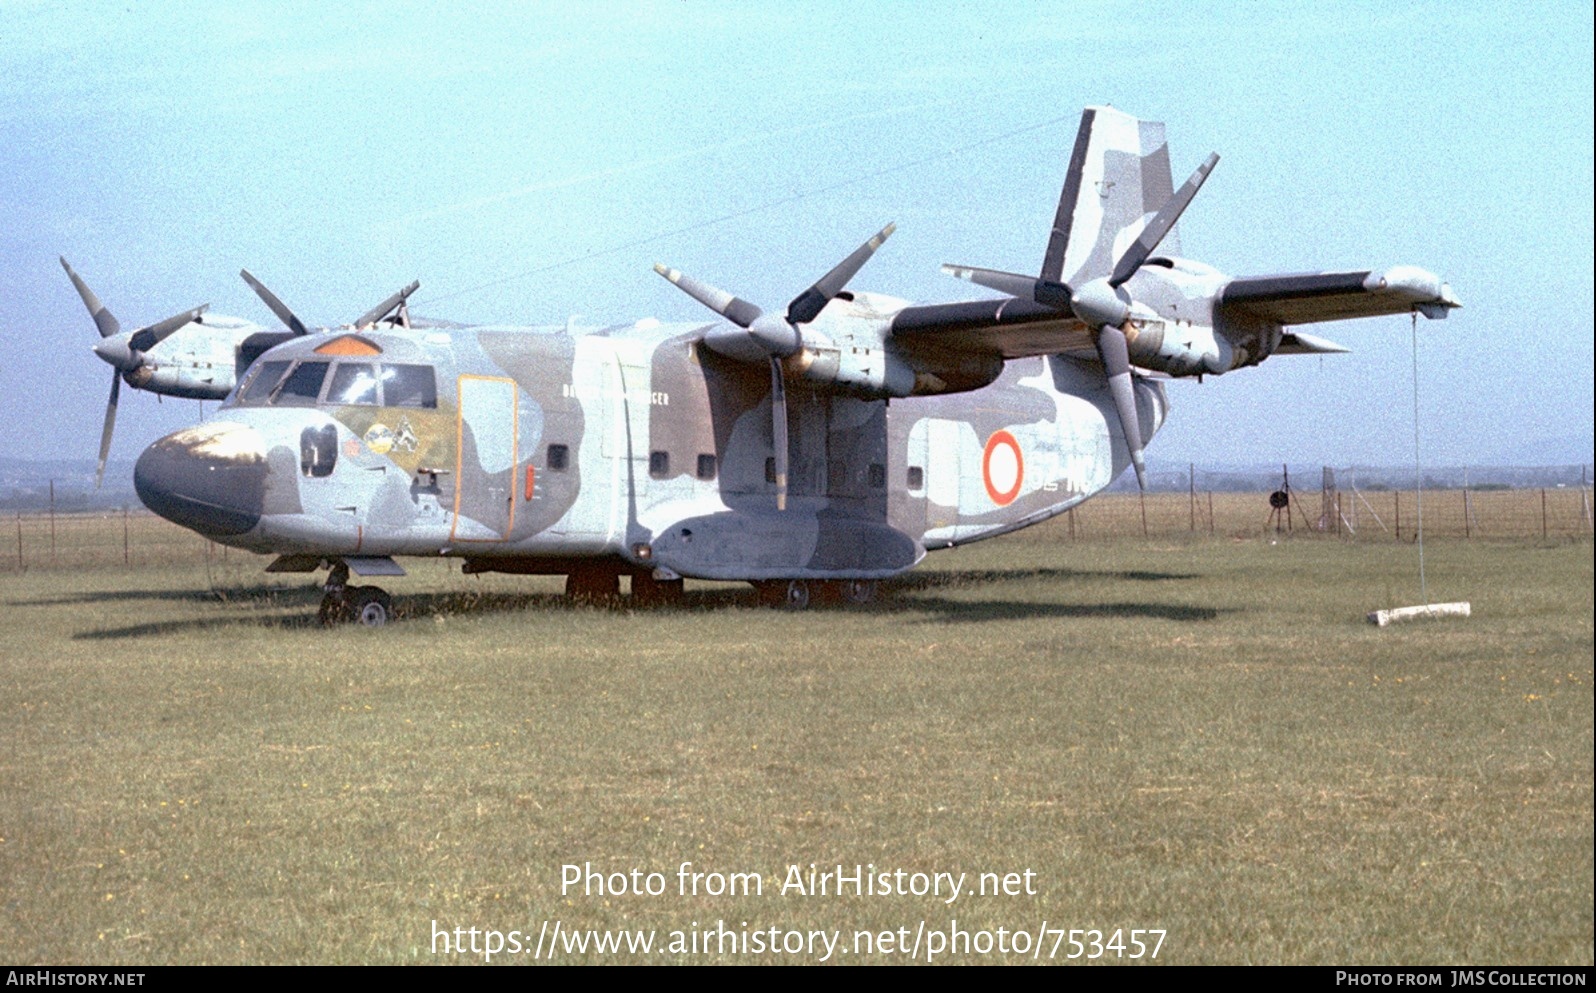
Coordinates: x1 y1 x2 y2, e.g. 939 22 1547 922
982 430 1024 506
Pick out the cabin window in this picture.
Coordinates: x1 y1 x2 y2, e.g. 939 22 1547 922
238 360 290 404
547 444 569 471
869 463 886 489
274 361 330 406
696 453 717 480
328 363 379 406
649 451 670 478
380 364 437 408
907 466 924 490
299 424 338 478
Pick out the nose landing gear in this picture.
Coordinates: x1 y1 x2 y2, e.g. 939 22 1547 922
319 560 394 626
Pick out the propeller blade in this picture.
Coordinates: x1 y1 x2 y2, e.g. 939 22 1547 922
60 257 121 338
1109 152 1218 288
353 280 421 330
770 357 789 511
653 263 764 328
128 305 208 354
240 269 311 336
941 264 1073 308
96 370 120 489
1096 324 1146 490
786 222 895 325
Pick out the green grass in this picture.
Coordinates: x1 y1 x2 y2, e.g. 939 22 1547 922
1 531 1590 964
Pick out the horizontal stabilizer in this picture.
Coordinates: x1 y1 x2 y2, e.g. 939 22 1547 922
1276 331 1351 355
1221 266 1459 326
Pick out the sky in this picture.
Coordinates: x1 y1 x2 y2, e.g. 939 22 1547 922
2 0 1592 478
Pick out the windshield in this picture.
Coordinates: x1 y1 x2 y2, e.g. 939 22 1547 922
228 359 437 408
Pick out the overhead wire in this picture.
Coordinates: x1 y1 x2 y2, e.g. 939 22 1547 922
420 113 1075 308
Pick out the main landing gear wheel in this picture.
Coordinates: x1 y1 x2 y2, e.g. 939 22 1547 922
837 579 878 605
566 567 621 604
755 579 811 610
631 571 684 608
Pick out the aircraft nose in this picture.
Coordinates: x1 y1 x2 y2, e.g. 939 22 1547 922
135 422 269 537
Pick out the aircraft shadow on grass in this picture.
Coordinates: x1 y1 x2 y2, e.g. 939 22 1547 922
66 566 1223 639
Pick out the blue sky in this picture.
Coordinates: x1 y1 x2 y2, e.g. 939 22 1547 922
2 1 1591 473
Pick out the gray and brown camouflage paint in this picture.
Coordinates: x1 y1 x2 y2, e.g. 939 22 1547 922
131 106 1455 587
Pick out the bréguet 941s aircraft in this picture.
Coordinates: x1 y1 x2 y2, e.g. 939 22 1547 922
62 257 422 486
130 106 1458 625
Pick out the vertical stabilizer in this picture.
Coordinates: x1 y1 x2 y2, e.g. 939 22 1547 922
1040 107 1179 287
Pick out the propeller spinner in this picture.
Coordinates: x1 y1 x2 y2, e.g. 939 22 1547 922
62 257 208 488
943 153 1220 490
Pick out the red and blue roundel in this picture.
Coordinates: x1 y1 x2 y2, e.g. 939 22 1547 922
982 430 1024 506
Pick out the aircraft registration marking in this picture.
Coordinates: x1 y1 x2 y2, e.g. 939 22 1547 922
562 382 669 406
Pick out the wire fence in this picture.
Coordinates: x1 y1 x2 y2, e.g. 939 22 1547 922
2 483 1590 574
1060 485 1594 542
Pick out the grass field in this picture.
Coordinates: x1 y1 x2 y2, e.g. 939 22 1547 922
0 520 1590 965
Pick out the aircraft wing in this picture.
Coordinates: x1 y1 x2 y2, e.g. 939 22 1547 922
1219 266 1459 326
888 297 1096 360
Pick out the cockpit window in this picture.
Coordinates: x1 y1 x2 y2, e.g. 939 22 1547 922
273 361 331 406
328 363 379 406
381 364 437 408
238 360 291 404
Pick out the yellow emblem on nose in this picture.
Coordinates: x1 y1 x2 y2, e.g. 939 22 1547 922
363 423 395 454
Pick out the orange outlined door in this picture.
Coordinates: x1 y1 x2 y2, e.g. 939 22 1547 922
452 375 518 541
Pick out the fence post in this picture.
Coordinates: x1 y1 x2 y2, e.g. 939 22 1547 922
14 512 21 571
1463 488 1471 539
49 480 56 565
1207 492 1214 535
1189 463 1196 531
123 507 130 565
1395 491 1401 541
1541 488 1548 539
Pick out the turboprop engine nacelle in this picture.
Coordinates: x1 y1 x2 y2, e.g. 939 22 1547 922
1122 317 1235 377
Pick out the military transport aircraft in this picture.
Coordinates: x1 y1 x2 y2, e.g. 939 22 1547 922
129 106 1459 625
63 257 420 486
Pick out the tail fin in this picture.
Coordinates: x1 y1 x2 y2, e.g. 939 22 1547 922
1040 107 1179 287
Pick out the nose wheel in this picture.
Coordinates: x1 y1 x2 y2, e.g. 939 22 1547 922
319 561 394 626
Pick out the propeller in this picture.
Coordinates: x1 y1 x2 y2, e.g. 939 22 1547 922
61 258 209 487
943 153 1219 489
655 223 896 510
240 270 422 336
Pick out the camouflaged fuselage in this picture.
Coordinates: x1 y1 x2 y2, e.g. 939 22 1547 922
134 317 1163 582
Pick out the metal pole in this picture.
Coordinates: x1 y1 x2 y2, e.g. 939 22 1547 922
1189 463 1196 531
1411 313 1426 599
1541 488 1548 540
1207 492 1214 535
49 480 56 565
123 507 130 566
1139 489 1148 538
15 512 21 571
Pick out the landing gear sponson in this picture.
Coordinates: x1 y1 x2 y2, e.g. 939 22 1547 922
269 554 880 624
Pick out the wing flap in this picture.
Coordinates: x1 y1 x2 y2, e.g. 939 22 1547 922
889 298 1093 359
1221 267 1460 326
